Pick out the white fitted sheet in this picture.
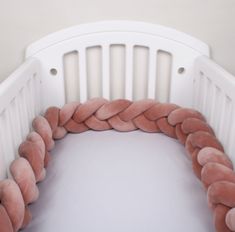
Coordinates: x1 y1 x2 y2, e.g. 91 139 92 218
24 130 214 232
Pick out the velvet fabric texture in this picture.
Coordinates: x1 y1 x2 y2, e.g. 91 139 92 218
0 179 25 231
0 98 235 232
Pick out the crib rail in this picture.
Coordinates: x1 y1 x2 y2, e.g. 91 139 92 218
193 56 235 163
0 58 41 179
26 21 209 110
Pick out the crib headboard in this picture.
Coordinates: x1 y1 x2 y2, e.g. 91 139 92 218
26 21 209 110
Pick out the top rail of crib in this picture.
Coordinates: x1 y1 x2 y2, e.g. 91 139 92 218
26 21 209 57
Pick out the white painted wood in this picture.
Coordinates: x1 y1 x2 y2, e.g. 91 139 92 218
102 44 110 99
194 56 235 163
3 108 15 178
0 58 41 179
156 50 172 102
26 21 209 58
79 48 88 102
0 59 40 114
125 44 134 100
63 51 80 102
148 49 157 99
11 98 22 152
110 45 125 100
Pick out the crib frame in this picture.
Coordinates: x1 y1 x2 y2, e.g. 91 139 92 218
0 20 235 180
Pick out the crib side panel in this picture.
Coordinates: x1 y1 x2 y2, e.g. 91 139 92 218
193 56 235 163
0 59 41 180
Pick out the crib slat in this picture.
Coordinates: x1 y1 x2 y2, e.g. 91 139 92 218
15 96 27 140
203 77 212 121
214 88 223 134
28 78 36 119
8 100 21 155
4 109 15 177
148 49 157 99
223 97 232 149
25 81 34 125
102 45 110 100
0 113 7 179
20 88 30 138
207 84 217 126
125 45 133 100
217 95 226 138
0 141 7 180
193 74 200 110
201 77 209 114
34 74 41 115
228 104 235 156
13 98 24 146
79 48 87 102
198 73 204 112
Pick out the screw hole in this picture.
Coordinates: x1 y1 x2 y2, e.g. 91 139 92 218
50 68 58 76
178 67 185 74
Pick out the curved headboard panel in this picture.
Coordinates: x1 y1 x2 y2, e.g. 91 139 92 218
26 21 209 110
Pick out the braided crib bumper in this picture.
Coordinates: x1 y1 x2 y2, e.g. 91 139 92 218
1 98 235 232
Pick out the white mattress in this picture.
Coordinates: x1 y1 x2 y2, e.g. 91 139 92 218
24 130 214 232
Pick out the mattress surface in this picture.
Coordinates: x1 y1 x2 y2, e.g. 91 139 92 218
24 130 214 232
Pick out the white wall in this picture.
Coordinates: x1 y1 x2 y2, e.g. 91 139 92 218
0 0 234 82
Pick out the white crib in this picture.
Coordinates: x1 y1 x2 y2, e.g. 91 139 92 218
1 21 235 180
1 21 235 232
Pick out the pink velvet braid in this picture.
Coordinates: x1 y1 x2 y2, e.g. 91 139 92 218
208 181 235 208
18 141 45 182
108 115 137 132
52 126 67 140
32 116 55 151
144 103 179 120
185 131 224 160
73 98 106 123
198 147 233 170
26 132 45 159
64 118 89 133
191 149 202 179
59 101 80 126
95 99 132 120
226 208 235 231
201 163 235 188
0 179 25 231
2 98 235 232
119 99 156 121
0 204 13 232
175 124 187 144
157 117 177 138
21 206 32 230
133 114 160 133
181 117 214 135
44 151 51 168
167 108 205 125
214 204 232 232
44 107 60 132
10 158 39 205
85 115 111 131
26 131 50 168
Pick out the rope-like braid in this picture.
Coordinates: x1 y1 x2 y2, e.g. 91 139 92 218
0 98 235 232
